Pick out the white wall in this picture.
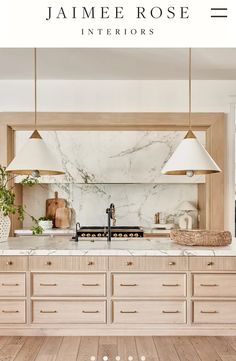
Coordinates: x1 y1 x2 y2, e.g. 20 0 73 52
0 80 236 112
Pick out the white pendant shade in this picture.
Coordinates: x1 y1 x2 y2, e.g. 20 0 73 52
161 131 221 176
6 131 64 176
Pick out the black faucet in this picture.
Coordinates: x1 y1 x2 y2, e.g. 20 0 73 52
106 203 116 242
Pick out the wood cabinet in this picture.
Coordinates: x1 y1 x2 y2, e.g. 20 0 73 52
112 273 186 297
0 255 236 334
32 273 106 297
32 300 106 324
113 300 186 324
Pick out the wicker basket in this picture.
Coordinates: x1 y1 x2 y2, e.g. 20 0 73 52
170 230 232 247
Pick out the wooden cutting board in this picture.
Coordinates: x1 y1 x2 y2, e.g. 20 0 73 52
46 192 67 227
55 207 72 229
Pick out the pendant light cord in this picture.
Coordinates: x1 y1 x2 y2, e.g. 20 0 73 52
189 48 192 130
34 48 37 130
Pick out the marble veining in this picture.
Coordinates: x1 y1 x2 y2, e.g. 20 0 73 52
15 130 205 184
22 183 198 228
0 237 235 256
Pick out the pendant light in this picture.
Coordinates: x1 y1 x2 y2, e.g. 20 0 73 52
161 49 221 177
6 49 65 177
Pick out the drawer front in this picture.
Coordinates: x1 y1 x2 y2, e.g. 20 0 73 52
193 301 236 324
33 273 106 297
0 273 25 297
189 257 236 271
193 274 236 297
33 301 106 324
109 257 188 271
113 301 186 324
0 301 25 323
0 257 28 272
29 256 108 272
113 273 186 297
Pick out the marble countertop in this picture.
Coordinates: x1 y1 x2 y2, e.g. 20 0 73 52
14 229 75 236
0 236 235 256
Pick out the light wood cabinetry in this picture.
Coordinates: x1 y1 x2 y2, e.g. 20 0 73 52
189 256 236 271
193 301 236 324
113 273 186 297
0 256 28 272
32 273 106 297
113 300 186 324
109 256 188 271
32 300 106 324
29 256 108 272
193 274 236 297
0 301 26 323
0 273 25 297
1 255 236 334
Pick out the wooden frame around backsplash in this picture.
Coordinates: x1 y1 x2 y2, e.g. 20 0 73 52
0 112 225 234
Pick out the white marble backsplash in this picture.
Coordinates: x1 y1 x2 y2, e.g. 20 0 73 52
15 130 205 184
16 130 201 228
22 183 198 228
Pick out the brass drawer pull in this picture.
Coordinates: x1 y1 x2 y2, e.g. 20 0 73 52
88 261 94 266
120 283 138 287
1 283 19 287
45 261 52 266
82 283 99 287
200 310 218 314
40 283 57 287
2 310 19 314
168 262 176 266
40 310 57 314
82 310 99 314
6 261 13 266
200 284 218 287
127 262 133 266
162 310 180 314
162 284 180 287
120 311 138 314
207 262 214 266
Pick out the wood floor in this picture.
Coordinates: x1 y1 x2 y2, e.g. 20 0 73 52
1 336 236 361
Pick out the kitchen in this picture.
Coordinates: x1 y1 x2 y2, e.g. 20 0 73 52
0 48 235 351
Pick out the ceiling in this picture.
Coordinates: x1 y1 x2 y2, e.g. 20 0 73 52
1 48 236 80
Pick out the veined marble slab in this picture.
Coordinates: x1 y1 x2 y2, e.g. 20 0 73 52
15 130 205 184
0 237 235 256
14 229 74 236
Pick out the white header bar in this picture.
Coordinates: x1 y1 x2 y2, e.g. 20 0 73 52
1 0 236 47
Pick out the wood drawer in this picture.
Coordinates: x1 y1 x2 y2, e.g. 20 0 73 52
0 273 25 297
109 257 188 271
113 301 186 324
0 257 28 271
193 274 236 297
189 257 236 271
32 273 106 297
193 301 236 324
32 301 106 324
29 256 108 272
0 301 25 323
113 273 186 297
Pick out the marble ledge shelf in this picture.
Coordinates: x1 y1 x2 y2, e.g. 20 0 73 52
0 236 235 256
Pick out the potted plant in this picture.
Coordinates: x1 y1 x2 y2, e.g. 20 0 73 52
38 216 53 230
0 165 43 241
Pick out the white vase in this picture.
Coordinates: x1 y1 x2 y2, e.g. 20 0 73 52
38 220 53 231
0 213 11 242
